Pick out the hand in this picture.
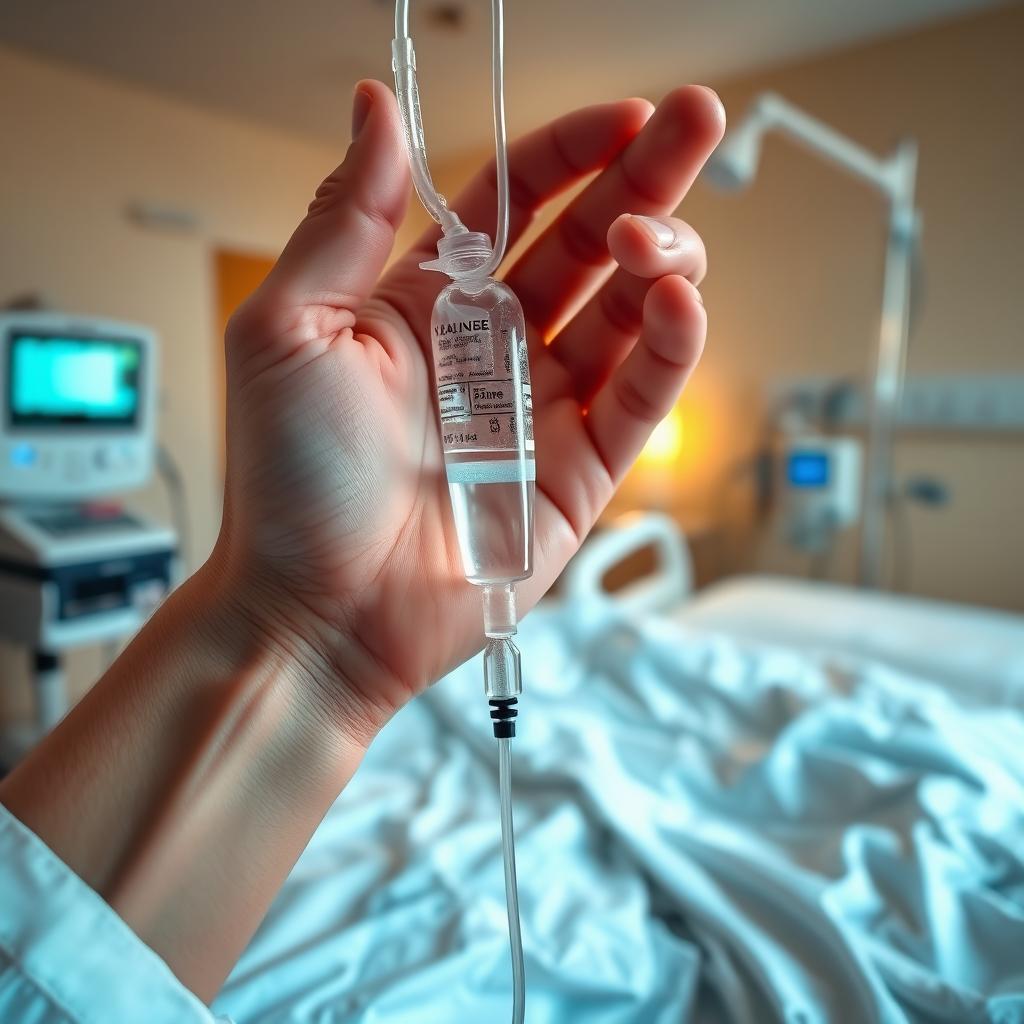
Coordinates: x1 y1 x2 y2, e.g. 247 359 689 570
219 79 724 743
0 83 723 995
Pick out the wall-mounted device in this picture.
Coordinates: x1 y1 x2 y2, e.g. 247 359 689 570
779 435 862 552
0 311 176 768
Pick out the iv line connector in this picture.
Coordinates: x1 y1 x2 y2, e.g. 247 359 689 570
489 697 518 739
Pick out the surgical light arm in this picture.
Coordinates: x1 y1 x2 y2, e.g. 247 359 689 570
706 92 919 589
707 93 910 196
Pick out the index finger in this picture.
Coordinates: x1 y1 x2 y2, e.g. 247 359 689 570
377 99 652 327
412 98 653 263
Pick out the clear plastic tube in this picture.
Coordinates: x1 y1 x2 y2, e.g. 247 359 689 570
483 0 510 277
393 4 524 1021
390 33 461 234
498 737 525 1024
392 0 510 275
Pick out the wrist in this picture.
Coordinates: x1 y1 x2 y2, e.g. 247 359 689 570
98 556 375 996
1 544 378 998
198 542 393 752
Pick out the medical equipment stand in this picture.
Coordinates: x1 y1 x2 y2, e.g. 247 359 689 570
864 149 917 589
0 504 178 771
0 652 66 769
705 93 920 589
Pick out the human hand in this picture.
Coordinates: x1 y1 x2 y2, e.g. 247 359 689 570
218 79 724 743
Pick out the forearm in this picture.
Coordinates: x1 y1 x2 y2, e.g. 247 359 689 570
0 550 368 1001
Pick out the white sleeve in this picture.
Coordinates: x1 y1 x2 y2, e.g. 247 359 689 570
0 802 235 1024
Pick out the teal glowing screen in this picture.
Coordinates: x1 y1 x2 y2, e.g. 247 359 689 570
8 334 141 427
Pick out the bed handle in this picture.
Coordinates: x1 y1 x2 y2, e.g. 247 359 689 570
562 512 693 616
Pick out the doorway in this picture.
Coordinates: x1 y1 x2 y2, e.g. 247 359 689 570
211 247 276 465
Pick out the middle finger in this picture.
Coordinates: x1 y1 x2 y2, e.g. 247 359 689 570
505 85 724 341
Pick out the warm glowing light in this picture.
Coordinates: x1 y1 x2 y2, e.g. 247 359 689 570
639 405 685 465
604 385 721 522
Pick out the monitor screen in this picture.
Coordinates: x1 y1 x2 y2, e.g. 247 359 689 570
787 450 830 488
7 333 142 428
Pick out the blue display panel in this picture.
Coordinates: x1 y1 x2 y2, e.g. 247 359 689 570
787 450 830 488
8 334 142 427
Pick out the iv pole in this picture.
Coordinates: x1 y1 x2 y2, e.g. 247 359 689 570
704 93 919 588
866 145 917 589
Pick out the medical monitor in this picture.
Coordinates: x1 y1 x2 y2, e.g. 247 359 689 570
0 312 157 500
786 450 830 488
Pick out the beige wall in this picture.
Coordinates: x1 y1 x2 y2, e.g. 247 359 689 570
421 4 1024 612
0 46 341 718
689 3 1024 611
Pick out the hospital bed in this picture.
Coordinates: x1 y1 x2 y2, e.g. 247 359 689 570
562 513 1024 707
213 516 1024 1024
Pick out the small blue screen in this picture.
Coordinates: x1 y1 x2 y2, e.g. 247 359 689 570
787 451 830 488
8 334 141 427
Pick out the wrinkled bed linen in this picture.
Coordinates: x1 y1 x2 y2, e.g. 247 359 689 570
214 603 1024 1024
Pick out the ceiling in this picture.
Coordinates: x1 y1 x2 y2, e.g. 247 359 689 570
0 0 1009 157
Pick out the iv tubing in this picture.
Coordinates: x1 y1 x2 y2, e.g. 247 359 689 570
392 0 510 276
498 736 526 1024
394 3 523 1018
484 613 526 1023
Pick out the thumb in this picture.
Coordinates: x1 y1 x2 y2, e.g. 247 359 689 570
265 79 410 312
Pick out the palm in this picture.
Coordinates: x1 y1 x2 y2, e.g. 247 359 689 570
226 284 569 697
222 82 723 718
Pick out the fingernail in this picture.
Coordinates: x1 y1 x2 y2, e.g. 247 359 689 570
631 214 677 249
352 85 373 140
697 85 725 115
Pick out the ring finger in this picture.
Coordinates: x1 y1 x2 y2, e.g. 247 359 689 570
541 212 707 405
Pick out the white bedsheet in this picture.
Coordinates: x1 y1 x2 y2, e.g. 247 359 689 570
213 596 1024 1024
678 577 1024 706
